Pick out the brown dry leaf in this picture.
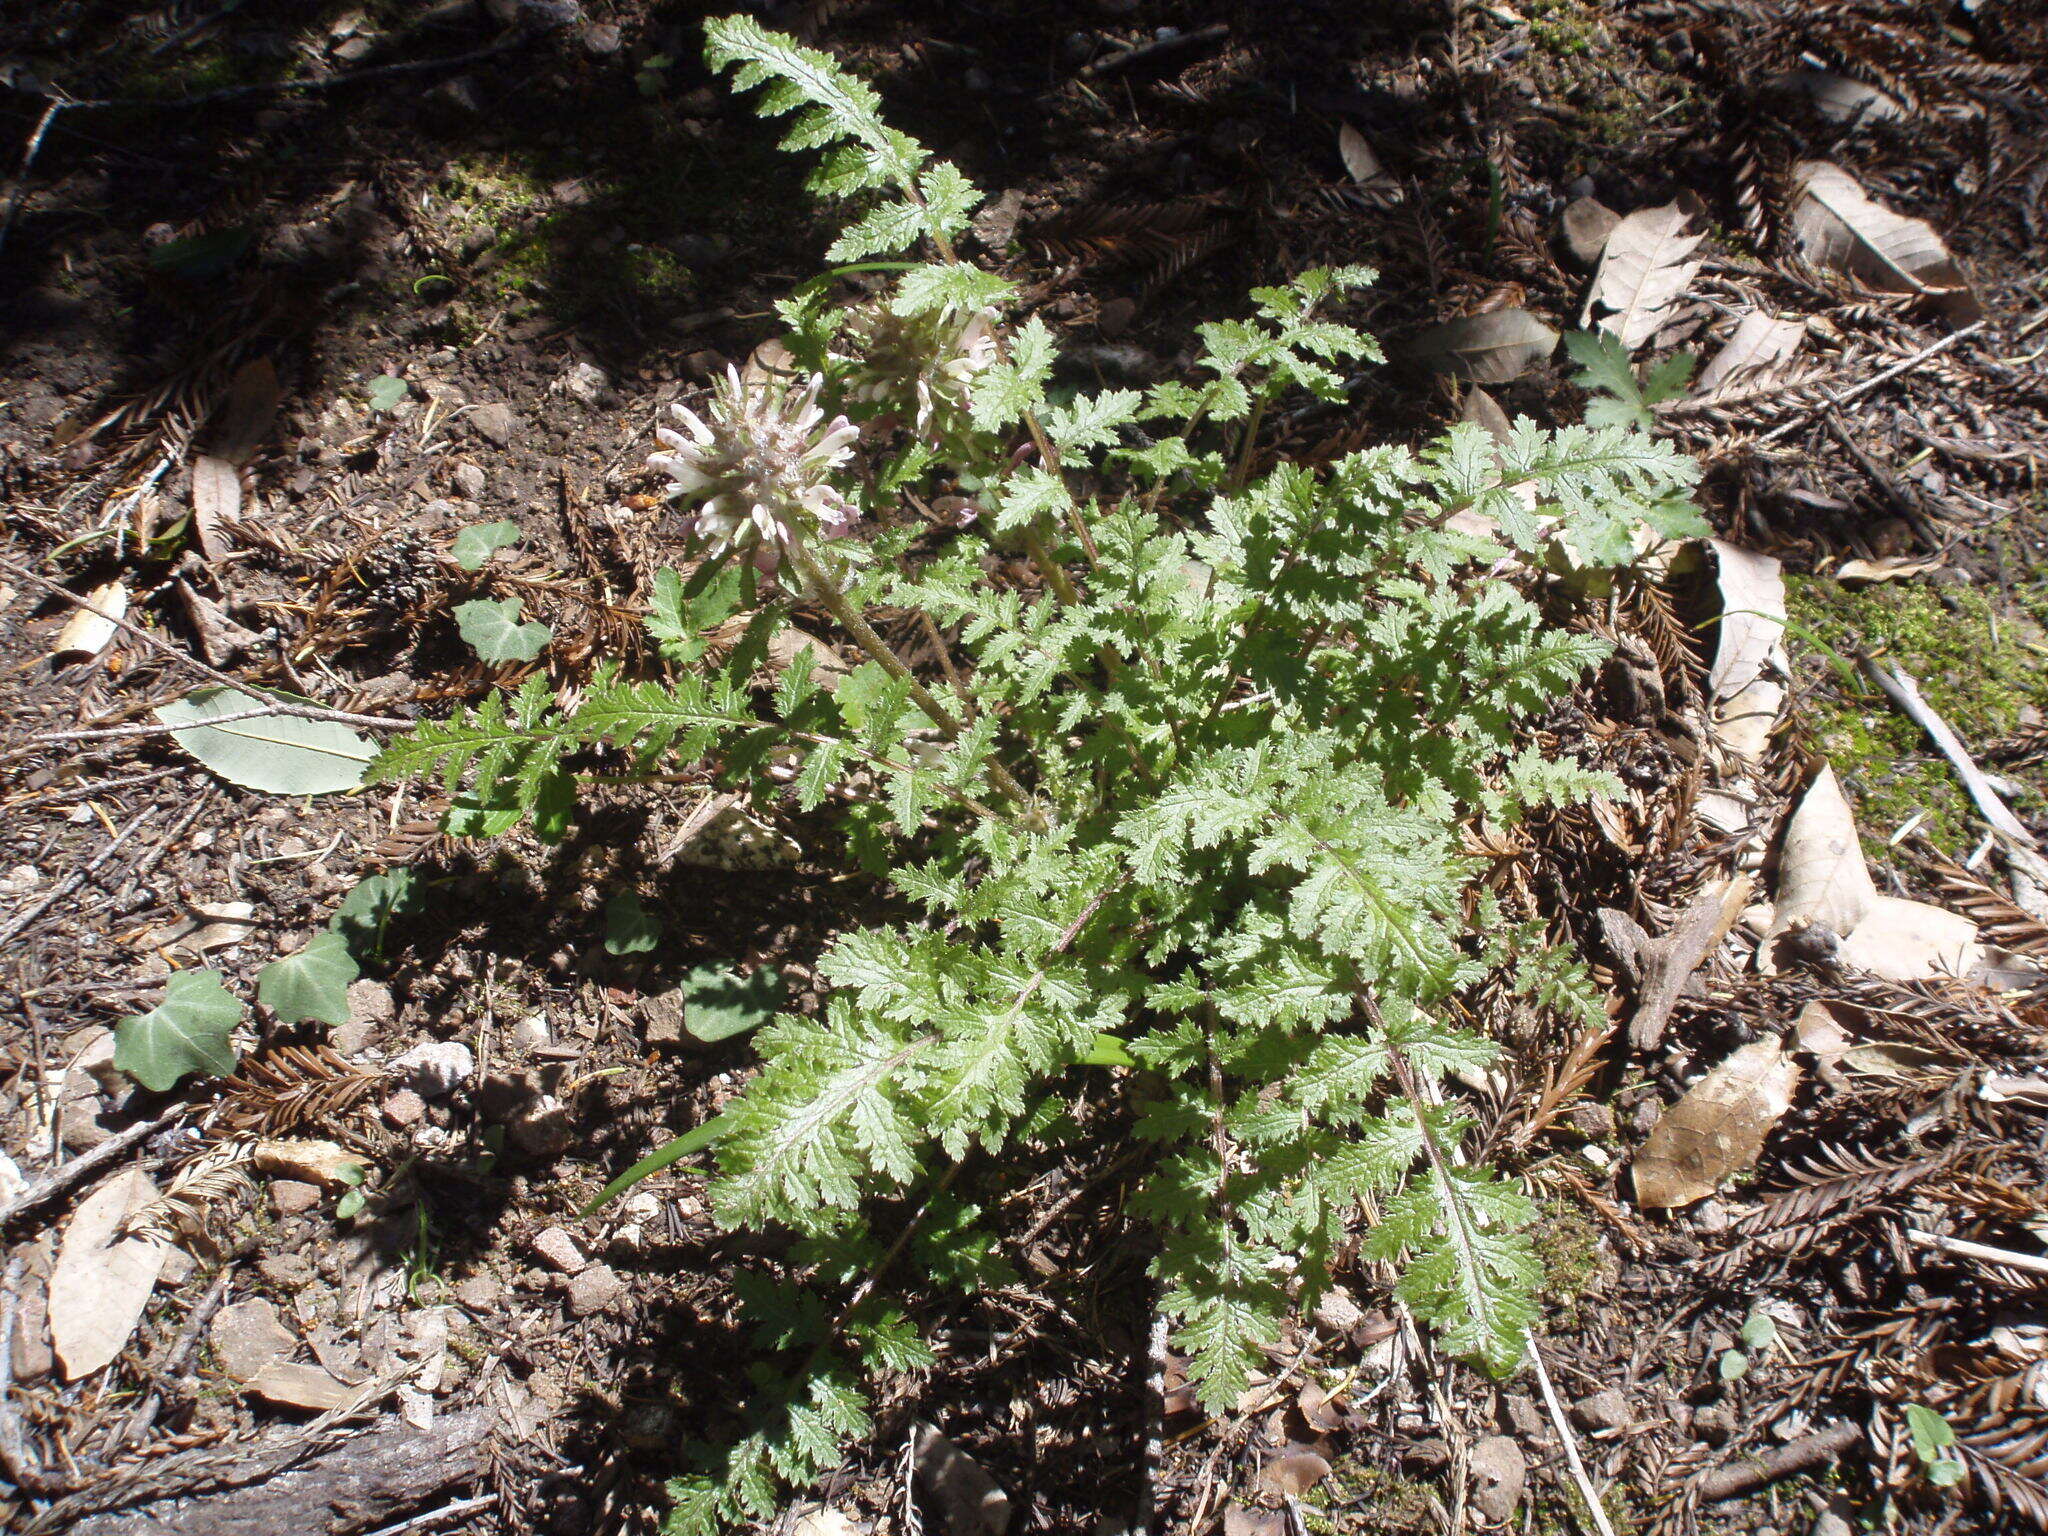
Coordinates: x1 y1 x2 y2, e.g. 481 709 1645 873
911 1422 1011 1536
1261 1448 1333 1498
49 1167 166 1380
1761 767 1985 979
1791 161 1981 324
207 357 282 466
1695 311 1805 395
252 1138 368 1187
142 900 258 958
1223 1508 1287 1536
190 455 241 564
1560 195 1621 268
1631 1037 1801 1208
247 1358 358 1410
1337 123 1381 183
51 579 127 664
1840 1040 1960 1078
1580 202 1705 349
1762 765 1876 957
1792 1000 1853 1067
1836 555 1946 585
1624 875 1754 1052
1706 541 1787 764
1406 309 1558 384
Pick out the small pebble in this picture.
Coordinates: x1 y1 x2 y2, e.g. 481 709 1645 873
531 1226 588 1275
566 1263 624 1316
390 1041 475 1098
453 463 486 499
271 1179 322 1215
382 1089 427 1128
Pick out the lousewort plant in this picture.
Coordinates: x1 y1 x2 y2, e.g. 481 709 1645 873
371 17 1704 1529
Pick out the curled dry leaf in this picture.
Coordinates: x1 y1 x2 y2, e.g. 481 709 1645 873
1631 1036 1801 1209
51 579 127 664
1760 765 1982 980
1406 309 1559 384
1337 122 1381 183
1579 201 1705 349
1706 541 1787 764
1792 161 1980 325
252 1137 368 1187
49 1167 166 1380
1836 555 1946 585
1695 311 1806 396
1260 1447 1333 1498
1771 71 1907 125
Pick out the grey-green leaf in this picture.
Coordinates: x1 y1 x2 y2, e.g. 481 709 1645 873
156 687 377 796
256 932 361 1025
455 599 551 664
116 970 244 1091
451 521 523 571
604 891 663 956
679 963 784 1042
366 375 410 411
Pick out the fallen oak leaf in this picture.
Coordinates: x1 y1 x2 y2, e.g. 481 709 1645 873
1631 1036 1800 1209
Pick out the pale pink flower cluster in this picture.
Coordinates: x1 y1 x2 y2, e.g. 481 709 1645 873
648 366 860 574
840 305 998 437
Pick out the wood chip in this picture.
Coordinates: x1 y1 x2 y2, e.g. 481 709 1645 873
51 579 127 664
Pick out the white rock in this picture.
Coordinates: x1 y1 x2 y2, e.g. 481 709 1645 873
563 361 609 405
530 1226 587 1275
390 1041 474 1098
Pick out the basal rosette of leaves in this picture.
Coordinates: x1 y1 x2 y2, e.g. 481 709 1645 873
369 17 1705 1531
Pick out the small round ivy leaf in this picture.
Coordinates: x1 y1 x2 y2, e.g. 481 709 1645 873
1738 1311 1777 1352
328 868 424 962
366 375 410 412
256 932 361 1026
679 963 784 1042
604 891 662 956
1717 1349 1748 1382
335 1187 366 1219
451 520 523 572
115 970 244 1092
454 598 551 664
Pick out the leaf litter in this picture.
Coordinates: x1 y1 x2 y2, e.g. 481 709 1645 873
4 4 2048 1534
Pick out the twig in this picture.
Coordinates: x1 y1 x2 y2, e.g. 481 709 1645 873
0 1257 70 1495
0 561 409 734
46 35 541 113
1757 323 1985 445
0 1109 185 1229
34 699 410 746
1077 21 1229 79
0 98 63 259
1529 1340 1618 1536
361 1493 501 1536
1698 1420 1862 1501
1906 1226 2048 1277
0 805 156 949
1862 657 2036 846
108 1262 238 1452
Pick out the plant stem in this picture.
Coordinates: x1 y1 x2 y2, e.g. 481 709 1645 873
786 539 1038 816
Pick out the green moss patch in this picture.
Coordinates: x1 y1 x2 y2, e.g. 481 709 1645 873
1786 576 2048 858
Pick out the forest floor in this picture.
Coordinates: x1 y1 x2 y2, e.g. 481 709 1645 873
3 2 2048 1535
